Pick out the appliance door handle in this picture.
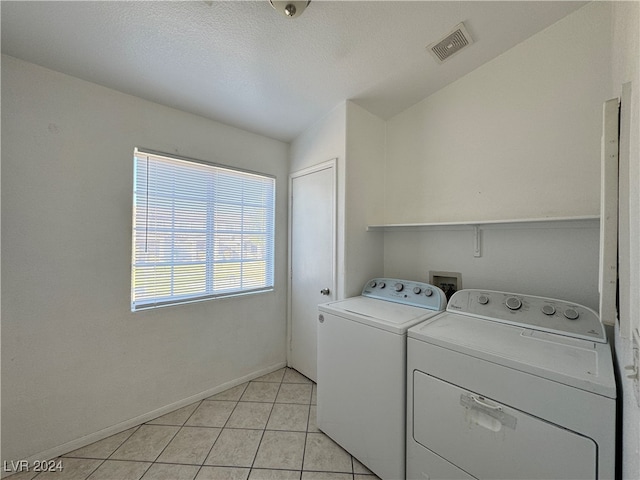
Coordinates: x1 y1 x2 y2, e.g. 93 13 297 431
470 394 503 411
460 393 517 430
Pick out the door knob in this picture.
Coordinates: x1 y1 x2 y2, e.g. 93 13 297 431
320 288 331 296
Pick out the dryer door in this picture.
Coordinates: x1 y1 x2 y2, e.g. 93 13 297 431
412 371 597 480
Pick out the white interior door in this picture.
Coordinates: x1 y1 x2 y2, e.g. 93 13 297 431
289 160 336 381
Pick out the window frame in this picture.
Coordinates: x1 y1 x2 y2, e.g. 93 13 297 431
131 148 276 311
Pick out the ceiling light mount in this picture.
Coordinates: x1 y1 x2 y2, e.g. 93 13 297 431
269 1 310 18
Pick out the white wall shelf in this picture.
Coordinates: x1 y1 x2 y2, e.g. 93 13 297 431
366 215 600 231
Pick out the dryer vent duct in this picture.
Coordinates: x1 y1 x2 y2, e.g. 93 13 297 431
428 23 473 63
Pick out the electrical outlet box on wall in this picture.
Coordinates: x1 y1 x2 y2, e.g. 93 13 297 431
429 271 462 301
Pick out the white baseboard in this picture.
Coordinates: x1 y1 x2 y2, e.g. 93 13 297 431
1 362 286 478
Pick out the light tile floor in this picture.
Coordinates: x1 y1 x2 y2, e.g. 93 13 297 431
7 368 381 480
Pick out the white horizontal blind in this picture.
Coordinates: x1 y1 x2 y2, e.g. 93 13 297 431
131 149 275 311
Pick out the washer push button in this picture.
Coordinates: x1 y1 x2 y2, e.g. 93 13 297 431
541 304 556 316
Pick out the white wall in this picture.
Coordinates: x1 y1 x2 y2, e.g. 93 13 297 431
381 2 611 307
289 103 347 175
385 1 612 224
610 1 640 478
384 220 600 310
344 102 385 297
1 55 289 464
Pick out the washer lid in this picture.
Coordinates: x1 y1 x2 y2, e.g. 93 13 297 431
409 313 616 398
319 296 441 334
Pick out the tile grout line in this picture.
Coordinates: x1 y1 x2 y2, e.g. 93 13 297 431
192 381 249 479
284 367 313 480
138 398 206 480
80 423 146 480
299 398 312 480
46 423 144 479
248 370 286 478
302 375 317 478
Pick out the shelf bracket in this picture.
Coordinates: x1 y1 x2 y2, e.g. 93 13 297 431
473 225 482 258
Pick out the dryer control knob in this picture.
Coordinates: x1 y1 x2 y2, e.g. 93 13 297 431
424 288 433 297
564 308 580 320
395 283 404 292
506 296 522 311
369 281 377 288
478 294 489 305
378 282 386 289
541 304 556 316
413 287 422 294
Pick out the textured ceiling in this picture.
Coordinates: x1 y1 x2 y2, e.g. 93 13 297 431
1 1 586 142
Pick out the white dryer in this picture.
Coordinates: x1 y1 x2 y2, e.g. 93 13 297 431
406 289 617 480
317 278 447 480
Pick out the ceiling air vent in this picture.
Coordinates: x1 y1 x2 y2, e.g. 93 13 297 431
428 22 473 63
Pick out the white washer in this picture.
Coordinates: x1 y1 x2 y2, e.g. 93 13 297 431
318 278 447 480
407 289 617 480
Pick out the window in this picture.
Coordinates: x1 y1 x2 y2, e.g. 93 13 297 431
131 149 275 311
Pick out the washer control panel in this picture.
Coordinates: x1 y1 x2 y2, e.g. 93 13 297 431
447 289 606 343
362 278 447 311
